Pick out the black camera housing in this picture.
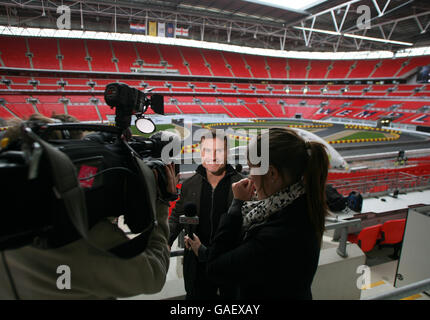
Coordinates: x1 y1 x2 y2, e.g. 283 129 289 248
0 84 177 256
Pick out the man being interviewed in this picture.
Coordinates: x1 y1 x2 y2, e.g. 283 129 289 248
169 129 242 300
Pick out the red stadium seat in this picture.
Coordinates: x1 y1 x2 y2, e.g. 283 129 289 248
380 219 406 245
379 219 406 259
348 224 382 253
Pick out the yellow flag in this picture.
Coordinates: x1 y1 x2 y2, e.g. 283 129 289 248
149 21 157 36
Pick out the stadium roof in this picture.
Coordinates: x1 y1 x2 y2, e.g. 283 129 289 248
0 0 429 53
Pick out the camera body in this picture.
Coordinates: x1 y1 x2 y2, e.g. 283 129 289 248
0 83 176 255
104 82 163 131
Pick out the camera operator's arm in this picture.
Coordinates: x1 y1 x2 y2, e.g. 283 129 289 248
82 165 176 297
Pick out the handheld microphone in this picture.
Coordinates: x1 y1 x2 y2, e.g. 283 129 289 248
179 202 199 240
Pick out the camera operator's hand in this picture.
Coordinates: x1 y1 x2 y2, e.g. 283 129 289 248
152 163 178 199
165 163 178 194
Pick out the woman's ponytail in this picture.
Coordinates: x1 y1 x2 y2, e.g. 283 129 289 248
303 141 329 242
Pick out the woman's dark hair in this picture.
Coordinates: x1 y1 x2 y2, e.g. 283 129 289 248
248 127 329 241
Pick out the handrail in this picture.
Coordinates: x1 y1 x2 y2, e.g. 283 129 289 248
364 277 430 300
170 249 184 257
325 218 362 258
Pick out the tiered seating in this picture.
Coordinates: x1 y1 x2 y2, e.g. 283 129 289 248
371 100 402 109
327 60 354 79
201 104 228 114
193 82 216 93
36 77 63 90
236 86 253 94
224 105 255 118
283 106 318 119
245 104 273 117
306 99 325 106
97 104 114 121
383 111 416 123
201 49 231 77
347 85 369 94
0 36 30 68
307 85 325 95
348 60 378 78
27 38 60 70
111 41 139 73
330 107 382 120
401 113 430 125
144 80 166 89
86 40 116 72
223 52 251 78
3 37 430 80
7 76 33 90
67 105 100 121
364 84 389 96
398 101 429 111
372 58 408 78
31 95 63 103
307 60 331 79
6 103 36 119
176 104 205 114
266 57 287 79
397 56 430 77
164 104 182 114
326 99 351 107
158 45 190 75
59 39 89 71
36 103 66 117
135 43 162 65
198 96 218 104
265 103 284 117
0 106 13 119
312 107 339 120
174 96 195 104
243 55 269 78
180 47 211 76
288 59 308 79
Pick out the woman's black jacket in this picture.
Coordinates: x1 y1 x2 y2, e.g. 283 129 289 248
207 195 321 300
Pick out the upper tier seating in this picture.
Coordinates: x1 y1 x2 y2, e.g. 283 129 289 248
86 39 116 72
180 47 212 76
2 36 430 80
223 51 251 78
59 39 89 71
243 54 269 78
28 38 61 70
0 36 31 68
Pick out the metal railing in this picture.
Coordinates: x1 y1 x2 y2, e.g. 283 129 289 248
364 278 430 300
325 217 361 258
329 172 430 198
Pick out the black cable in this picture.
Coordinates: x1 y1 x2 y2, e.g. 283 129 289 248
1 251 20 300
78 166 135 181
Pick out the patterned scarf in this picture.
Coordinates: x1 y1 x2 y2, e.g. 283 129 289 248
241 181 306 231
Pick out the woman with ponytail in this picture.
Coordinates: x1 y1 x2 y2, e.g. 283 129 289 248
201 128 329 299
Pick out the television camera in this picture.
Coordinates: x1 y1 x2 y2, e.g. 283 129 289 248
0 83 179 258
